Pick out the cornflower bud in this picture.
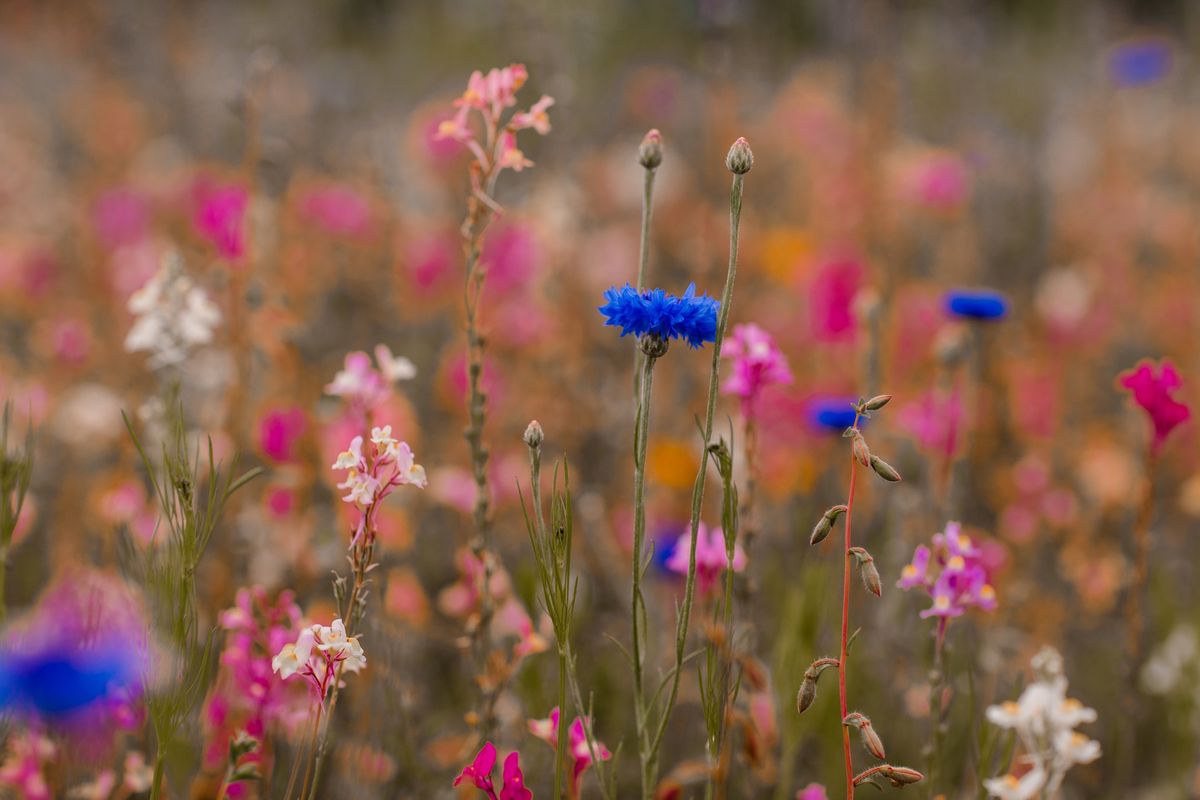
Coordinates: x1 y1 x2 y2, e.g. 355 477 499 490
523 419 544 450
639 129 664 169
725 137 754 174
870 454 902 482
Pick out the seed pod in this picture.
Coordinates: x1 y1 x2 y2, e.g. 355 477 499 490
883 765 924 786
851 432 871 467
725 137 754 174
862 394 892 411
870 454 902 482
638 129 664 169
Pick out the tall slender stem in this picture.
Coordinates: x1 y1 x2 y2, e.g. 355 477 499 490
637 167 656 292
631 350 658 791
647 170 746 795
926 617 948 799
840 445 860 800
150 750 165 800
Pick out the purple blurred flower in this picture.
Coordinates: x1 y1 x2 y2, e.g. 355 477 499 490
899 522 997 620
1110 38 1172 86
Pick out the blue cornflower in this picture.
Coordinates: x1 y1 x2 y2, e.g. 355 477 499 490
1110 39 1172 87
808 397 862 433
0 647 139 718
599 282 720 348
945 289 1009 321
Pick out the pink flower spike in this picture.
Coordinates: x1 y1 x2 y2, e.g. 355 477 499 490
193 180 249 262
499 752 532 800
666 522 746 597
497 131 533 172
453 742 497 792
1119 358 1191 453
721 323 792 420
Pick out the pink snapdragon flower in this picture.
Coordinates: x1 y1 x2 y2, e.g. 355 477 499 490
666 522 747 597
271 618 366 699
325 345 416 422
809 256 863 343
202 588 308 773
797 784 829 800
193 179 249 262
722 323 793 419
528 707 612 799
898 522 997 620
331 426 426 545
436 64 553 199
1118 359 1190 453
453 743 532 800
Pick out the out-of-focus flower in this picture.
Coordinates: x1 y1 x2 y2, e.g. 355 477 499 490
796 784 828 800
325 345 416 420
898 522 998 620
258 407 307 463
528 707 612 799
945 289 1009 321
599 283 719 348
898 389 963 457
299 184 374 239
984 647 1099 798
193 178 249 262
722 323 792 419
907 152 969 212
92 187 150 249
809 257 862 342
1118 358 1190 453
1109 38 1172 86
807 397 859 433
665 522 746 597
0 733 55 800
124 252 220 369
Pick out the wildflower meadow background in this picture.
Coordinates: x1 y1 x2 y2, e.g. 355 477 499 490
1 1 1198 798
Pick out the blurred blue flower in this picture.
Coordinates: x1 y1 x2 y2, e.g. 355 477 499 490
599 282 719 348
808 397 861 433
0 647 139 718
1110 39 1172 86
945 289 1008 321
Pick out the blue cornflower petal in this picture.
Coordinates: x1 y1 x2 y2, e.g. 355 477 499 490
945 289 1008 321
0 647 138 717
1110 39 1172 86
598 283 720 348
808 397 861 433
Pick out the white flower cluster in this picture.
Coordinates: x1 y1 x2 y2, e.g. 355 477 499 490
124 252 220 369
271 618 366 682
984 647 1100 800
331 426 427 507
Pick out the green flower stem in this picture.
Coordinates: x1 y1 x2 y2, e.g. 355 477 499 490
645 171 745 797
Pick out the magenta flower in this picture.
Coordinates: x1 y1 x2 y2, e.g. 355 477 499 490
258 407 307 463
665 522 746 597
722 323 793 419
1119 358 1190 453
529 707 611 799
454 743 531 800
797 783 829 800
809 257 862 342
193 179 249 262
454 743 497 792
897 545 930 589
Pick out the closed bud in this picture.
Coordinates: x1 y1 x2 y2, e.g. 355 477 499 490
883 765 924 786
810 514 834 546
861 559 882 597
862 394 892 411
797 676 817 714
523 419 544 450
860 720 886 760
870 455 902 482
851 432 871 467
639 129 664 169
725 137 754 174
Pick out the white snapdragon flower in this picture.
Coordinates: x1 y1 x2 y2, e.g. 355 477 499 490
124 252 220 369
374 344 417 382
271 628 316 680
983 767 1046 800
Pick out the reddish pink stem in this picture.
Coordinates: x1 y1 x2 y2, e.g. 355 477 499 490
840 453 860 800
